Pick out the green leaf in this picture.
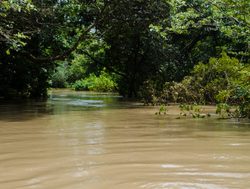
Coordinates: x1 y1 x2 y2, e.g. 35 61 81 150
6 49 10 55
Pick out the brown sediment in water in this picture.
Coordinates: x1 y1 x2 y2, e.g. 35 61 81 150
0 90 250 189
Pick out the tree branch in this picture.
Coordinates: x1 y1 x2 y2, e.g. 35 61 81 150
25 2 111 63
82 50 127 78
26 23 95 62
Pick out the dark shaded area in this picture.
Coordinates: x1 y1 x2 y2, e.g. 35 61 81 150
0 99 53 122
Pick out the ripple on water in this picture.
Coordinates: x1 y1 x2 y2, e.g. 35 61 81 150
161 164 182 168
68 100 105 107
141 182 228 189
173 172 250 179
1 90 250 189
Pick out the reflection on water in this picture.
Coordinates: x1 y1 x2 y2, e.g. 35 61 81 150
0 89 250 189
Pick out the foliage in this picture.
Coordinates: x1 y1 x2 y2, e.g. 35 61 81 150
164 53 249 103
0 0 99 98
0 0 249 101
179 104 207 119
72 71 117 92
155 105 168 115
162 0 249 59
97 0 170 97
216 103 233 119
51 62 69 88
233 86 250 119
138 80 158 105
0 0 35 50
67 54 88 83
143 53 249 119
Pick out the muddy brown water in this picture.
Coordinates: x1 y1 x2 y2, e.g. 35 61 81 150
0 90 250 189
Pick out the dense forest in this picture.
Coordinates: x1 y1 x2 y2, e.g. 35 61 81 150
0 0 249 117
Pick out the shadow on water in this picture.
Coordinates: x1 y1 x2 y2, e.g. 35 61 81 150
0 99 53 122
0 89 140 122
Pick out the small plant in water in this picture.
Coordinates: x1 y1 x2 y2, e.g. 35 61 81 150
178 104 207 119
155 105 168 115
216 103 233 119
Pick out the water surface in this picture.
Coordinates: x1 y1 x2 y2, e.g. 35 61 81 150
0 90 250 189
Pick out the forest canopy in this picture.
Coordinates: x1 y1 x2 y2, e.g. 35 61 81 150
0 0 249 101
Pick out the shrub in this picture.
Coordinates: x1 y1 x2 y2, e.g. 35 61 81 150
162 53 249 103
67 54 88 83
51 62 69 88
138 80 158 105
140 52 250 118
72 78 93 91
72 71 117 92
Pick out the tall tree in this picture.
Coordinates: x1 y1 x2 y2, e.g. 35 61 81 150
94 0 170 97
0 0 100 97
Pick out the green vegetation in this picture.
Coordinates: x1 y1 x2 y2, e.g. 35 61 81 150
149 53 249 119
72 71 117 92
0 0 249 118
179 104 207 119
155 105 168 115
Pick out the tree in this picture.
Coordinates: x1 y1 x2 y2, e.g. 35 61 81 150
0 0 100 97
1 0 249 99
150 0 249 76
92 0 170 97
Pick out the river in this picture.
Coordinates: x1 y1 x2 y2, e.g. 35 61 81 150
0 90 250 189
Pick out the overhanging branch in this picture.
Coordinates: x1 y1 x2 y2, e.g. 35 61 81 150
82 50 127 78
26 23 95 62
25 2 111 63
